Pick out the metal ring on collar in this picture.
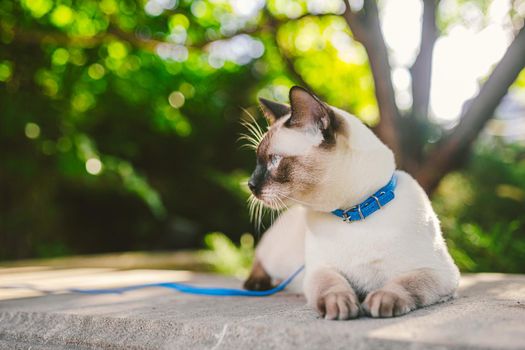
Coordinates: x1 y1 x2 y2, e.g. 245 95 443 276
357 204 364 220
371 195 382 208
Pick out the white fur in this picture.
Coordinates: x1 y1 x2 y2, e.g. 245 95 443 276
255 108 460 303
269 117 324 157
255 206 306 292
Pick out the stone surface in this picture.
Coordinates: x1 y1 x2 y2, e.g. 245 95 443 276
0 267 524 350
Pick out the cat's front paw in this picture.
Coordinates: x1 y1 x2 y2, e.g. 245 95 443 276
362 289 413 318
316 291 360 320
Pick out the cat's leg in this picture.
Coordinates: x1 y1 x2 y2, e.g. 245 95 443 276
362 268 456 318
244 206 306 292
304 267 360 320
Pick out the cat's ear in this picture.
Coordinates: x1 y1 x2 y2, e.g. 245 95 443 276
259 98 291 125
288 86 331 130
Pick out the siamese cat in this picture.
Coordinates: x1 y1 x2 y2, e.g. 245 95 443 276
243 86 459 320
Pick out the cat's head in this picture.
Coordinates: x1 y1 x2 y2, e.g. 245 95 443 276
247 86 346 210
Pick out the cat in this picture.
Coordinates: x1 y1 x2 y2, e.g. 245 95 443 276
243 86 460 320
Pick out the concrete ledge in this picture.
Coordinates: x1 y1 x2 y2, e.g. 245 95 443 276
0 268 524 349
0 251 211 271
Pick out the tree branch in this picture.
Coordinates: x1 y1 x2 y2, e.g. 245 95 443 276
416 25 525 193
410 0 439 120
11 27 105 48
343 0 403 164
264 11 323 97
400 0 440 169
9 25 257 53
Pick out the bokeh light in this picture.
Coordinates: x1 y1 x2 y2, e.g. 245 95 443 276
24 123 41 139
50 5 74 27
168 91 185 108
85 158 103 175
207 34 264 68
0 61 13 82
88 64 106 80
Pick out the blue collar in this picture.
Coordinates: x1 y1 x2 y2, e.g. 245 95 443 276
331 174 397 223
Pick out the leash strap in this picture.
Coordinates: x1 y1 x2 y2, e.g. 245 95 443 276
331 174 397 223
0 265 305 297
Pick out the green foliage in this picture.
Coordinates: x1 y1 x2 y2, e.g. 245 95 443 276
515 69 525 89
277 16 378 123
200 232 254 278
434 141 525 273
0 0 258 259
438 0 493 33
1 0 382 260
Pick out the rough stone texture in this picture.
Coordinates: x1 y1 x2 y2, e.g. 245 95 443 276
0 268 524 350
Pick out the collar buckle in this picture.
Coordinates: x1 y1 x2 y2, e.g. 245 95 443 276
342 204 365 223
331 174 397 223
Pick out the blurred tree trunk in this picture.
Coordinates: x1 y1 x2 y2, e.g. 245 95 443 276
343 0 402 163
340 0 525 194
416 25 525 192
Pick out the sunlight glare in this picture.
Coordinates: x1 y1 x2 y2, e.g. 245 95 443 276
430 22 511 121
381 0 422 66
392 67 412 109
230 0 264 17
381 0 514 122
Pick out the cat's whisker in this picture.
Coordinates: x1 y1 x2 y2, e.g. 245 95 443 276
270 195 284 211
240 120 264 143
248 201 254 223
248 194 260 225
267 197 277 224
238 130 262 144
239 108 266 152
238 134 260 149
276 192 316 207
257 199 265 231
252 197 261 231
271 199 286 225
246 190 290 232
237 134 260 150
241 107 265 138
275 196 289 211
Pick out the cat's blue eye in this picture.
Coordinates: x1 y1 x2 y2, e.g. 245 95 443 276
269 154 282 169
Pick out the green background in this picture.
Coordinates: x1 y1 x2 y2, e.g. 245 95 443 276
1 0 525 273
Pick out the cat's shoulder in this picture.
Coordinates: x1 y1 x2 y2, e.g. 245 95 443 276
394 170 431 199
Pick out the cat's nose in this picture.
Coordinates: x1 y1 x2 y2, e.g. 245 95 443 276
249 163 266 195
248 180 257 194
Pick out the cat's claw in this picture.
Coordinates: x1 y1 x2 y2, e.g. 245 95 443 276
362 289 413 318
316 291 360 320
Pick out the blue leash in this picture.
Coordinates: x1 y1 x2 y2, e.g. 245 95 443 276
0 266 304 297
